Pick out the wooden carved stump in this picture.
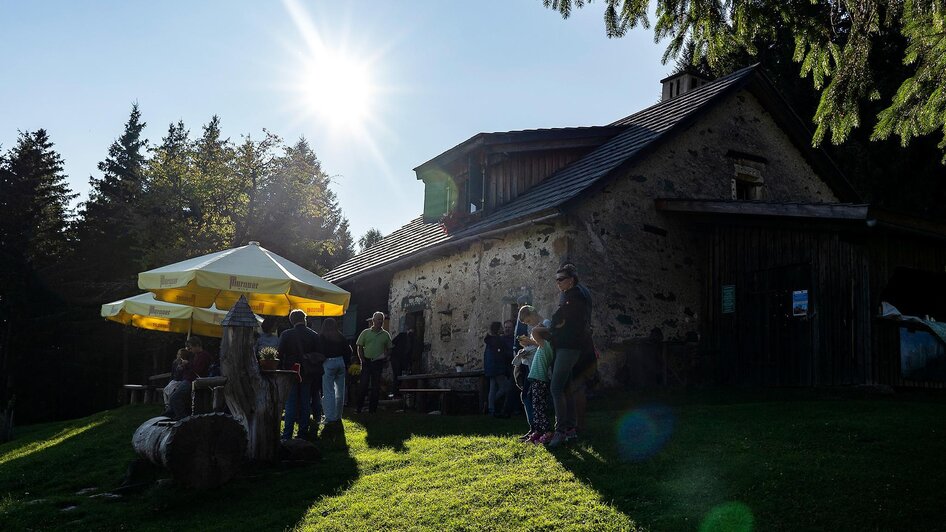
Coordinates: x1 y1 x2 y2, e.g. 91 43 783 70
219 296 298 462
131 413 247 489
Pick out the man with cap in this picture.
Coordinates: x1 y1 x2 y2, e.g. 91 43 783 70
355 311 393 413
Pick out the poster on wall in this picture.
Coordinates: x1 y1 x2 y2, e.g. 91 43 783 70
721 285 735 314
792 290 809 317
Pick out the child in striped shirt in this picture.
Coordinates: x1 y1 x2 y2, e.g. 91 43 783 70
526 328 554 444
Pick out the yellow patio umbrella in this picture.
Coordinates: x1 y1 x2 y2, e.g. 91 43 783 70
137 241 350 316
101 292 258 338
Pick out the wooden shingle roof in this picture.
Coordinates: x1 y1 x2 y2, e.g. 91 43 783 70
326 65 849 283
324 216 448 282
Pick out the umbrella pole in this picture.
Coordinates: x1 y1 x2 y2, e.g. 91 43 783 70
187 320 192 340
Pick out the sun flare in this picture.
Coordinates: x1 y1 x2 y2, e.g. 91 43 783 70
301 50 375 128
282 0 379 135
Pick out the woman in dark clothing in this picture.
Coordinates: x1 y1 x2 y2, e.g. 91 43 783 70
546 264 591 448
320 318 353 424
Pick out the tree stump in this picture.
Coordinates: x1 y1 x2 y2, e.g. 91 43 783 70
131 413 246 489
220 296 299 462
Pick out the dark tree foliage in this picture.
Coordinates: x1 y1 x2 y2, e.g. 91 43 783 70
135 120 194 268
75 104 148 293
3 113 356 424
0 130 78 422
544 0 946 160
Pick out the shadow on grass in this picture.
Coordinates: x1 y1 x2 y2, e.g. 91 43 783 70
0 405 360 531
545 390 946 532
133 431 359 531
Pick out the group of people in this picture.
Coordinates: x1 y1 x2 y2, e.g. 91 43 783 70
160 262 595 449
483 263 596 448
271 310 354 440
161 336 216 419
267 308 404 439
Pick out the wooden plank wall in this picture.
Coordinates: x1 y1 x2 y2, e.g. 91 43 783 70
705 221 872 387
484 151 584 210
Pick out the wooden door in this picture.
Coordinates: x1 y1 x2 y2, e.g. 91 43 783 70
743 264 813 386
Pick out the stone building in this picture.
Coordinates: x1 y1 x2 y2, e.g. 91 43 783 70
325 65 946 389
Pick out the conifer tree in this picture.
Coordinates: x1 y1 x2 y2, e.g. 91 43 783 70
231 131 280 248
0 130 76 412
76 104 148 286
137 120 194 268
358 228 383 252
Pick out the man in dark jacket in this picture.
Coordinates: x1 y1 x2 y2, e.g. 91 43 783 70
278 309 320 439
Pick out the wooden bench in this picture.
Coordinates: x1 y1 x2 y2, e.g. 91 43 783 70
399 388 452 414
148 373 173 404
122 384 152 405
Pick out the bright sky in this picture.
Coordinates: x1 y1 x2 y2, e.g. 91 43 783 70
0 1 668 244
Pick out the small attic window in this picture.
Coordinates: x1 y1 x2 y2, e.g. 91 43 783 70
732 164 764 200
726 151 767 201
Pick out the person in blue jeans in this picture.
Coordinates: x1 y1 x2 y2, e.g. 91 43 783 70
547 264 591 448
319 318 352 428
278 309 320 439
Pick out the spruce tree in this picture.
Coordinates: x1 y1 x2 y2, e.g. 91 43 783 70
76 104 148 288
0 130 76 414
137 120 194 268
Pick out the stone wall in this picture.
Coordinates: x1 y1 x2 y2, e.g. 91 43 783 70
388 223 572 380
388 88 841 388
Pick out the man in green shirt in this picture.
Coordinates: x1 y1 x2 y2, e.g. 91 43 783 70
355 311 393 413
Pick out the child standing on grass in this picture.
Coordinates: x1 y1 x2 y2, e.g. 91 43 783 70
526 327 554 444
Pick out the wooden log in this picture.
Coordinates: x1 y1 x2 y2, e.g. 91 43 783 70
219 297 298 462
131 413 246 489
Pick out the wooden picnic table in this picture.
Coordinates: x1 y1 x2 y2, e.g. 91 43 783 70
397 370 486 414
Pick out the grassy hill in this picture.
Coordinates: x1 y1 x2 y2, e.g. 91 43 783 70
1 390 944 531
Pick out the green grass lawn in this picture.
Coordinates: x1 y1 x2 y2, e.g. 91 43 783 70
1 390 944 531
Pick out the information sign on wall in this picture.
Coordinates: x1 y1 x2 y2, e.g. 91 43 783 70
792 290 809 317
721 285 736 314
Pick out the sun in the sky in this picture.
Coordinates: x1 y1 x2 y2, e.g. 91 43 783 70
283 0 380 135
300 48 375 129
